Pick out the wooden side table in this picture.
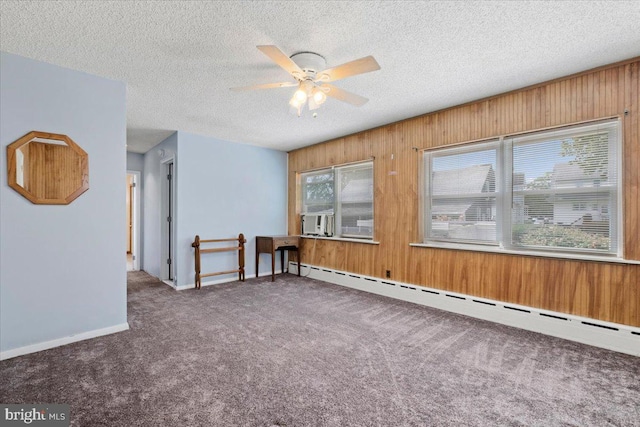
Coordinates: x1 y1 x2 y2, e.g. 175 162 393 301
255 235 300 282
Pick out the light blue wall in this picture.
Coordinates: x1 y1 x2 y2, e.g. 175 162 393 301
0 52 127 354
126 152 145 171
142 131 287 287
127 152 145 267
176 132 288 288
142 133 178 279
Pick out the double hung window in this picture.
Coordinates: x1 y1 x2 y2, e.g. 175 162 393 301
423 120 621 257
507 121 619 254
424 141 499 244
301 161 374 239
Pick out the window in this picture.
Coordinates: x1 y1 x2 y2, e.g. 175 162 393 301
423 120 621 257
301 161 374 239
301 169 334 214
424 141 499 245
508 121 619 254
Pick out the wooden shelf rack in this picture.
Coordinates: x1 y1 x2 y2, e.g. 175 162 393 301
191 233 246 289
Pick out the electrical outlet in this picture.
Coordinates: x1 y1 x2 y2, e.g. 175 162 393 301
386 270 391 278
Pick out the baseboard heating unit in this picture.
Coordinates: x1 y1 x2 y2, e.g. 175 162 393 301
289 262 639 357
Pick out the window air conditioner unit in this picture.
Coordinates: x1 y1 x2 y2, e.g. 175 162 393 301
301 214 334 237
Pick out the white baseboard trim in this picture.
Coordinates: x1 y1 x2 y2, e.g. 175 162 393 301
0 322 130 361
290 262 640 357
175 269 284 291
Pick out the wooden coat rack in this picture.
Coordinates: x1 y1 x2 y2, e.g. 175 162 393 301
191 233 246 289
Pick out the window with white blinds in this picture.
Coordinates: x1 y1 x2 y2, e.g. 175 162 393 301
301 161 374 239
336 163 374 238
507 121 619 254
424 141 499 244
423 119 621 257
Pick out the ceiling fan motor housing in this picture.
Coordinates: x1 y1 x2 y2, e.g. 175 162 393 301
290 52 326 79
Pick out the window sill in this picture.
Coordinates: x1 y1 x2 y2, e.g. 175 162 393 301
301 235 380 245
409 242 640 265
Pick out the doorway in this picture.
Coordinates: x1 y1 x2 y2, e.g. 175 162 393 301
167 162 174 280
160 158 176 284
126 171 141 271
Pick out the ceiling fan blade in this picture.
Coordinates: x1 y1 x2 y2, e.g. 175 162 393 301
257 45 305 79
230 81 297 92
316 56 380 82
322 84 369 107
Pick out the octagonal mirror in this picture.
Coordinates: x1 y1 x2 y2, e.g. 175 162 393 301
7 131 89 204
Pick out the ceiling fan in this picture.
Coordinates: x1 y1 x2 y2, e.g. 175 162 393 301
231 45 380 116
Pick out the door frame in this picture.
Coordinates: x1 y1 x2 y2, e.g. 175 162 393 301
160 155 176 283
127 170 141 271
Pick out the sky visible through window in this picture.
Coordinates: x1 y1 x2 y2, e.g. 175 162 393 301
513 140 576 183
433 148 496 173
433 140 576 184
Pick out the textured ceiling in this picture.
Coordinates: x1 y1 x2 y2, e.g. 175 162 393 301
1 1 639 153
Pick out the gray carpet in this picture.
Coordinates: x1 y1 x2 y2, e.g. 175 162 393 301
1 271 638 426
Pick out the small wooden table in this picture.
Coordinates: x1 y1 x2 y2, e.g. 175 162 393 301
255 235 300 282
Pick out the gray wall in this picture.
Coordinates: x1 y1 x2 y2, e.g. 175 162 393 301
0 52 127 354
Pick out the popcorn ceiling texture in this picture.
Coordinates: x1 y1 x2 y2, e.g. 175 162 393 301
1 1 639 153
0 272 638 426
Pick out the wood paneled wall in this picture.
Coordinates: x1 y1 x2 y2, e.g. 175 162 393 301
288 59 640 327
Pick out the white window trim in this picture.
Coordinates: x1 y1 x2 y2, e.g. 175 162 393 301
422 119 623 260
301 235 380 245
409 242 638 265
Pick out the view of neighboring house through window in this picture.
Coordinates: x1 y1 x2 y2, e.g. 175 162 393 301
508 120 619 254
424 141 499 244
423 119 621 257
301 161 374 239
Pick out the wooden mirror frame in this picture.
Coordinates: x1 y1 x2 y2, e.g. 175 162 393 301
6 131 89 205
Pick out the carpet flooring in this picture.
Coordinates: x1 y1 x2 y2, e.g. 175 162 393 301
1 271 639 426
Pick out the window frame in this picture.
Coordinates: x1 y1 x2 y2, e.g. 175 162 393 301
421 119 623 259
300 168 335 215
423 139 501 246
300 160 374 240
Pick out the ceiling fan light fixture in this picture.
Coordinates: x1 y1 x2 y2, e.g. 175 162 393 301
232 46 380 117
313 89 327 105
308 95 319 111
294 87 307 103
289 94 303 117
